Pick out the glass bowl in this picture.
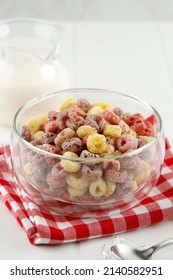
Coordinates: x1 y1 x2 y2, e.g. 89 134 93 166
10 88 165 217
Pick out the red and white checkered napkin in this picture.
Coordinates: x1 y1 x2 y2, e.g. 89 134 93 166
0 140 173 245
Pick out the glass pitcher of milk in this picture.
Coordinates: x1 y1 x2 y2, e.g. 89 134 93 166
0 18 69 125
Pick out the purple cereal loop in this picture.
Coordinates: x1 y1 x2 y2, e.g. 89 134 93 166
47 110 59 121
41 143 61 154
67 106 86 118
66 116 84 130
26 150 45 165
34 161 49 177
57 110 69 130
105 169 128 183
85 114 106 133
26 150 36 161
51 162 67 178
80 150 100 159
20 125 31 142
61 137 83 155
57 106 85 131
66 106 85 130
116 179 133 195
77 98 92 113
81 164 103 180
31 174 49 188
44 120 60 134
113 107 124 117
44 157 59 166
119 156 141 170
42 132 56 144
30 140 41 146
46 162 67 189
46 173 66 189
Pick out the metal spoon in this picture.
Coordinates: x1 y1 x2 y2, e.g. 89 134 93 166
110 236 173 260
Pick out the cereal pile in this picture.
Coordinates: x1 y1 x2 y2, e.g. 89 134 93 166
20 97 155 203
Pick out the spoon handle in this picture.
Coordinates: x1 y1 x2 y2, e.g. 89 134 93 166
153 237 173 254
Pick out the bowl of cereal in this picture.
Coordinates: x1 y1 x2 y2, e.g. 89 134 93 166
10 88 165 217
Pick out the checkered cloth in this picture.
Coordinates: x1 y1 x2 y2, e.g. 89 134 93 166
0 140 173 245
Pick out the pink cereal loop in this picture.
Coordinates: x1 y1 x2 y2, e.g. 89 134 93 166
117 134 138 153
102 108 119 125
102 159 120 171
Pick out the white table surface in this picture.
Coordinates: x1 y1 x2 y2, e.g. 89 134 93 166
0 21 173 260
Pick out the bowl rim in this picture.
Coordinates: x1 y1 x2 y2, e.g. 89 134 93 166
12 88 164 162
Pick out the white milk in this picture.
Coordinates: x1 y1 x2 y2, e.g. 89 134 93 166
0 55 69 125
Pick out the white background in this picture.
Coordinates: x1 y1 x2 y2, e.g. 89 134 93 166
0 0 173 260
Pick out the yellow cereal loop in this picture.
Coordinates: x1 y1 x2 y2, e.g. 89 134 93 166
87 134 108 154
66 173 90 189
67 186 87 198
95 102 113 110
31 131 44 143
38 115 48 122
60 152 81 172
119 119 129 134
62 151 78 158
100 144 115 157
105 180 116 197
131 180 138 191
27 115 48 134
54 128 76 149
133 160 151 184
103 125 122 138
23 162 35 175
87 105 103 116
59 97 77 112
127 173 135 180
89 178 107 197
76 125 97 138
113 150 122 156
138 135 154 144
122 112 131 122
127 128 137 137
